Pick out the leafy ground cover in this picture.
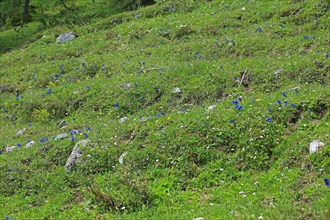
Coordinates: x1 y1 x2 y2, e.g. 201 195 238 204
0 0 329 219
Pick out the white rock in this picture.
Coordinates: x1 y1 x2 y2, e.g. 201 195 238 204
16 128 26 135
56 32 76 43
119 117 128 123
193 218 205 220
239 191 245 195
5 146 16 152
119 152 128 164
309 140 325 154
54 133 68 140
172 87 181 93
24 141 36 148
258 216 264 220
65 139 90 170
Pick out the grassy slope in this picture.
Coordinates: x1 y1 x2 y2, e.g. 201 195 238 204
0 0 329 219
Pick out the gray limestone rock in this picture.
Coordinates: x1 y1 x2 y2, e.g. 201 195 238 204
5 146 16 152
16 128 26 135
56 32 76 43
54 133 68 140
24 141 36 148
65 139 90 171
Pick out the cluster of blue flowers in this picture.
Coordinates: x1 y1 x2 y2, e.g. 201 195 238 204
266 90 297 123
231 100 244 110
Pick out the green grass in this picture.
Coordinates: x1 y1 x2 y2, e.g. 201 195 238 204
0 0 329 219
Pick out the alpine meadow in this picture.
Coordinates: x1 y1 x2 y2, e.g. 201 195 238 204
0 0 329 219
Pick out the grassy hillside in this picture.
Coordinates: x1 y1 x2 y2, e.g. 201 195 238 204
0 0 329 219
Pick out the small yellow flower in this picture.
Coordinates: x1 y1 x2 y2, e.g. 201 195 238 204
256 98 261 102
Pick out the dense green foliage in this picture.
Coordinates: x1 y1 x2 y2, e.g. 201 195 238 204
0 0 329 219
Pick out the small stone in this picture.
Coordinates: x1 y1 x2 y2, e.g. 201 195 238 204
193 218 205 220
172 87 181 93
5 146 16 152
65 139 90 171
56 32 76 43
54 133 68 140
16 128 26 135
119 117 128 123
119 152 128 165
239 191 245 195
24 141 36 148
258 216 264 220
309 140 325 154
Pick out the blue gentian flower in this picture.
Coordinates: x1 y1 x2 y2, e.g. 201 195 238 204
17 143 21 147
71 137 75 142
84 133 88 137
235 105 244 110
86 127 91 131
277 100 281 104
266 118 272 122
231 100 238 105
268 109 273 113
295 88 298 94
324 178 330 186
115 102 119 108
282 92 287 97
230 119 235 123
326 54 329 59
291 104 295 108
47 88 52 94
154 87 157 91
257 26 262 32
161 112 165 115
303 36 309 40
284 101 288 105
16 93 19 101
